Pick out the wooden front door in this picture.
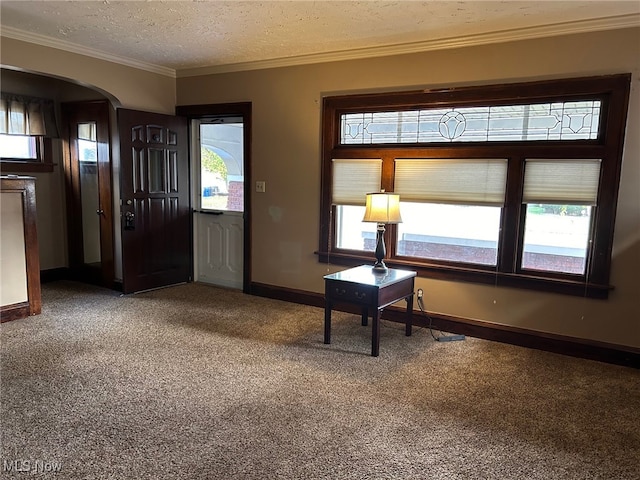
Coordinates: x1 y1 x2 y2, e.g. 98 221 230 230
118 109 190 293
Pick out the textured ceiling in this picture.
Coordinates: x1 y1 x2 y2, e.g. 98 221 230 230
1 1 639 73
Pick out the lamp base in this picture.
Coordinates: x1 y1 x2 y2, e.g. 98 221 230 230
372 261 388 273
372 223 388 273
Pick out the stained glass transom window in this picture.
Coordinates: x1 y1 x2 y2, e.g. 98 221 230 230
340 101 601 144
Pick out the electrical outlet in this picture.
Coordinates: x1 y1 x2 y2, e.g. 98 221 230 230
417 288 423 299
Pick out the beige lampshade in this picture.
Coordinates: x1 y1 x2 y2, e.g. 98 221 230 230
362 192 402 224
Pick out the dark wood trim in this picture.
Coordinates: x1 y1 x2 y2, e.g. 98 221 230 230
405 310 639 369
40 268 123 292
0 302 31 323
61 100 115 290
315 251 612 298
0 161 55 173
176 102 253 294
176 102 251 118
589 75 631 286
325 74 630 111
60 113 81 269
249 281 325 308
22 178 41 317
40 267 70 283
1 137 55 173
499 155 524 274
249 281 639 369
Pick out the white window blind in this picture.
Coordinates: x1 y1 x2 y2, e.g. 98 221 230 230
332 159 382 206
523 159 601 205
1 95 44 136
394 158 508 206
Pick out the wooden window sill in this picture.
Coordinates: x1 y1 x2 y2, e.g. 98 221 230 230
1 161 55 173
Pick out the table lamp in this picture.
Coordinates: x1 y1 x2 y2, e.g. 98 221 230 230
362 191 402 273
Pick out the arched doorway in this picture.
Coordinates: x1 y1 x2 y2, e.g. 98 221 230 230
1 68 119 289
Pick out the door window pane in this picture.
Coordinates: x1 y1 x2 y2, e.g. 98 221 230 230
200 121 244 212
522 204 592 275
78 122 101 264
397 203 501 266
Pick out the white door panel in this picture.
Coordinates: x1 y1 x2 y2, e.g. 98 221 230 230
196 212 243 289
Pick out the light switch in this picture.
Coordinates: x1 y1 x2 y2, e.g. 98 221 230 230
255 181 266 193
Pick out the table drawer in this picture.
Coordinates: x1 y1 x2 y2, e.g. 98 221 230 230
325 280 376 305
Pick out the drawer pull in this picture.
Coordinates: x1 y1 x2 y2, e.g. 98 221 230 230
354 291 367 299
335 288 346 296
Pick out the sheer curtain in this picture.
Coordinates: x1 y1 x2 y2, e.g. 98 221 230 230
0 93 59 137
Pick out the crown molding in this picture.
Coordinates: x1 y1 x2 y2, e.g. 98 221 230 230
0 25 177 78
2 13 638 80
177 13 640 77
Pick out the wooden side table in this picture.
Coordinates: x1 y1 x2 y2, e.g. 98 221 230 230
324 265 417 357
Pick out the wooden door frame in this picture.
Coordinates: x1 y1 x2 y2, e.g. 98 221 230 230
176 103 252 293
61 100 115 289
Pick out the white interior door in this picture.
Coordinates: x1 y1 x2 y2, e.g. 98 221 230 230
192 118 244 289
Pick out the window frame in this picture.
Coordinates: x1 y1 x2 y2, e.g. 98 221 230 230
1 135 55 173
318 74 631 299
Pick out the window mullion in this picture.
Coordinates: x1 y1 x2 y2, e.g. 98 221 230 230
499 157 525 273
381 152 396 193
387 223 399 260
382 152 397 260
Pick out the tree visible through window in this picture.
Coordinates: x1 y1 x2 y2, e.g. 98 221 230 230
201 146 228 210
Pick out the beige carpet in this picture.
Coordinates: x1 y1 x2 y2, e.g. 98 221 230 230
1 281 639 479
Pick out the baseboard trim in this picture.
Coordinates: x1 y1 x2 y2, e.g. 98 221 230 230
40 268 123 293
40 267 70 283
249 281 639 369
1 302 31 323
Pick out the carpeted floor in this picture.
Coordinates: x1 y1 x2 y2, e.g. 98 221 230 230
1 281 639 479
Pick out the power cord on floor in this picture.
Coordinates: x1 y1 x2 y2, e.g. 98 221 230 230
416 289 465 342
